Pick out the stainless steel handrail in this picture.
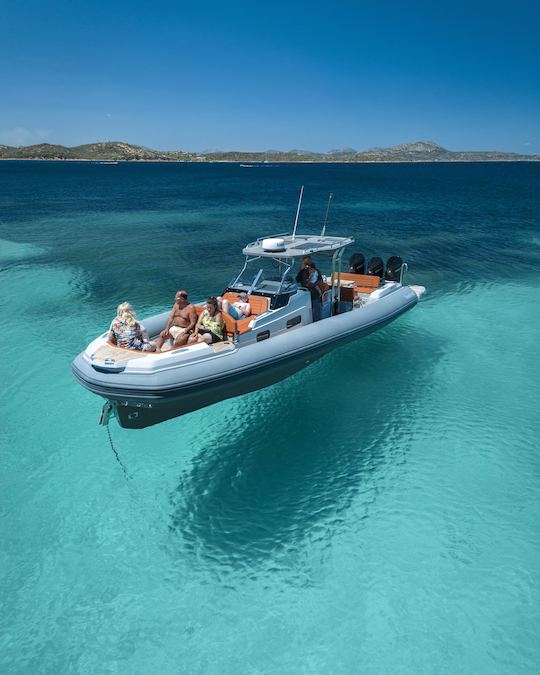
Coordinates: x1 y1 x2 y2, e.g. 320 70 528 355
400 262 408 285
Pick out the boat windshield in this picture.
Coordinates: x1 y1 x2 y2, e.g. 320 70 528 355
229 257 298 296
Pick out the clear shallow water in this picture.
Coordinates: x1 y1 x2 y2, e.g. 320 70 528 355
1 161 539 674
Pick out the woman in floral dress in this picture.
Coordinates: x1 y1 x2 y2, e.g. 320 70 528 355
108 302 156 351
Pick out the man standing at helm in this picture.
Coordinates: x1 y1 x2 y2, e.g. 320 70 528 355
296 256 323 321
154 290 197 352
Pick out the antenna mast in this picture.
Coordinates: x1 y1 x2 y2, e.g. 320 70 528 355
291 185 304 241
321 192 333 236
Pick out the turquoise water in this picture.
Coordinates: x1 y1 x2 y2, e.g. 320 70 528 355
1 161 540 674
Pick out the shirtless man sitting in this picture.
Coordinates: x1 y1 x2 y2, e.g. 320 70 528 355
154 290 197 352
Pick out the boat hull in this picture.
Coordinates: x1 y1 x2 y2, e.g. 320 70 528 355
72 287 418 428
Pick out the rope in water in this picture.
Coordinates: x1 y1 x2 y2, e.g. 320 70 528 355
106 423 131 480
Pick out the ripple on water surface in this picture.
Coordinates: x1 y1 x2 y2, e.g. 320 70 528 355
1 266 540 674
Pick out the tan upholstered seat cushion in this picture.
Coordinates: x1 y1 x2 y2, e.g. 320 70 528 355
332 272 381 298
332 272 380 288
219 293 270 335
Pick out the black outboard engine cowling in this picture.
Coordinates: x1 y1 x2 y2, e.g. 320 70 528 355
367 256 384 278
385 256 404 282
348 252 365 275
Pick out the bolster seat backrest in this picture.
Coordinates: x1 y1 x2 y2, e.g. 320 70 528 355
332 272 380 288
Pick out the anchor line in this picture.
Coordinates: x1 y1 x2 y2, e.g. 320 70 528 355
106 423 131 480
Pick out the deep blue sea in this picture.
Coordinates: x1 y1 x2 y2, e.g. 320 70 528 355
1 161 539 674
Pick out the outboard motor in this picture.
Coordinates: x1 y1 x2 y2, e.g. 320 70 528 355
348 252 365 275
367 256 384 279
385 255 404 282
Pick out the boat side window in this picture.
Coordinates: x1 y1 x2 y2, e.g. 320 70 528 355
256 330 270 342
286 316 302 329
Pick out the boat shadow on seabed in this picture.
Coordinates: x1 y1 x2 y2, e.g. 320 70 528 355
167 321 446 569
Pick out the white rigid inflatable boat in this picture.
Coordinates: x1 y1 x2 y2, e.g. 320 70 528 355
72 231 425 429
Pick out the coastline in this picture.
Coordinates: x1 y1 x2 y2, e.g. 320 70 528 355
2 140 537 164
1 157 539 164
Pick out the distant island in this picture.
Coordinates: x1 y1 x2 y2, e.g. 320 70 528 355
0 140 538 163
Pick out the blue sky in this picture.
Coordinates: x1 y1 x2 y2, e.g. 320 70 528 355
1 0 539 152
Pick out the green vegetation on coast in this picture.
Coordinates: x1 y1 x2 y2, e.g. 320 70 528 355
0 140 538 163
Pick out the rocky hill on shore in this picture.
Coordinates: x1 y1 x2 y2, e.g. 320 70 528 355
0 140 537 162
0 141 196 162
